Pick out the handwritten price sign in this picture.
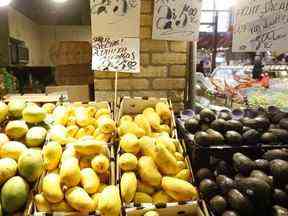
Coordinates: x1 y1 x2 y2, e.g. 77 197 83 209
233 0 288 53
152 0 202 41
90 0 140 37
92 37 140 73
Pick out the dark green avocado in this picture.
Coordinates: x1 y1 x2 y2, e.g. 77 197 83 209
199 179 219 200
242 129 260 145
226 120 243 133
272 189 288 208
225 131 242 146
270 159 288 187
210 195 227 215
233 153 256 176
227 189 254 216
194 131 212 146
222 211 240 216
211 119 228 133
196 168 214 182
216 175 234 195
184 118 199 134
199 108 216 123
263 149 288 161
255 159 270 173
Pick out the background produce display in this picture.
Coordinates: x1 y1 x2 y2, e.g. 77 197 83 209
194 149 288 216
117 98 200 216
182 107 288 147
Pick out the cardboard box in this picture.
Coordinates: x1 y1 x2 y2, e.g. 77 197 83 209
46 85 89 102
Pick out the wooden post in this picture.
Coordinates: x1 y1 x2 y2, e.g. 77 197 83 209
185 41 197 109
114 71 118 119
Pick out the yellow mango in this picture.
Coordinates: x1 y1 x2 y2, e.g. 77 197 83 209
22 103 46 123
155 136 176 153
152 191 173 204
91 193 100 211
75 107 90 127
91 154 110 174
42 173 64 203
66 116 77 126
5 120 28 139
138 156 162 187
118 121 145 138
98 186 121 216
97 115 116 134
87 106 97 117
8 99 26 118
42 103 55 114
120 133 140 154
139 136 156 158
67 125 79 138
75 128 86 139
34 193 51 212
161 177 198 201
0 158 17 185
48 125 68 145
153 142 179 175
174 152 184 161
134 192 153 203
0 141 27 161
43 141 62 171
84 125 95 136
61 144 76 162
0 133 9 149
73 138 105 156
156 124 171 134
155 102 171 121
95 108 110 120
175 169 191 181
137 181 155 195
60 157 81 188
53 106 68 125
65 187 94 213
143 108 161 130
118 153 138 171
177 161 186 170
121 172 137 203
50 201 73 212
119 115 133 125
134 114 152 136
94 133 112 142
80 168 100 194
25 127 47 147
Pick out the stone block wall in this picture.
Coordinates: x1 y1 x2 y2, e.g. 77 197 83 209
94 0 187 110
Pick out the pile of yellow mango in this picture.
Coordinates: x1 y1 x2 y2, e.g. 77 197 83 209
118 102 198 206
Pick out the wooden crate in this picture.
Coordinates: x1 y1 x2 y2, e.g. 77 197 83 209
117 97 177 139
116 97 208 216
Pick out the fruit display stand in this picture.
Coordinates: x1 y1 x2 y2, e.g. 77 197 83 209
116 97 208 216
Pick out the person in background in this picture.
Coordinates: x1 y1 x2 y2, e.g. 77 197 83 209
197 60 204 74
252 59 264 79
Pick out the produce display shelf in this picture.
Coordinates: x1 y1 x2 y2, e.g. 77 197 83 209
116 97 209 216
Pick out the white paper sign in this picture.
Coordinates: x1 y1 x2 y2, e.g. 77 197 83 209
152 0 202 41
233 0 288 53
90 0 140 38
92 37 140 73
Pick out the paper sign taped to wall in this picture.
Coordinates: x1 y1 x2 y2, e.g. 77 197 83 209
90 0 140 38
152 0 202 41
233 0 288 53
92 37 140 73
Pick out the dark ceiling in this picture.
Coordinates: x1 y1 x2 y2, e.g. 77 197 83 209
11 0 91 25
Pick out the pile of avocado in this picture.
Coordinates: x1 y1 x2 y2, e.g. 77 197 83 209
184 108 288 146
196 150 288 216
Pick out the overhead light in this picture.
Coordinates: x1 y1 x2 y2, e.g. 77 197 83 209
0 0 12 7
53 0 68 3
